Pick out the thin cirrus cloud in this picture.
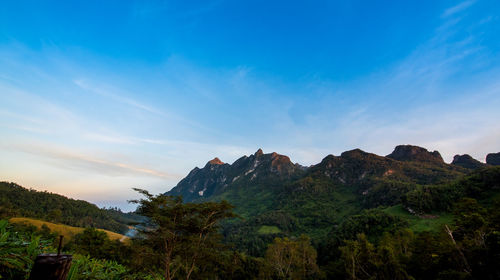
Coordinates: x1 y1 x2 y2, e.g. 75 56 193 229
5 142 178 179
442 0 476 18
72 78 214 134
0 0 499 210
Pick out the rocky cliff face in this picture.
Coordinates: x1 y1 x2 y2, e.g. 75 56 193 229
311 149 397 185
387 145 444 163
166 158 231 201
451 154 484 169
486 152 500 166
166 149 305 202
166 145 484 202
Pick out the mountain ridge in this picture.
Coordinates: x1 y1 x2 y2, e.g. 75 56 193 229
166 144 487 202
164 144 499 257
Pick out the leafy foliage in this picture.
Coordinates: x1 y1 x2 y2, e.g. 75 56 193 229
0 220 50 279
8 217 126 245
66 254 128 280
261 235 320 279
64 227 131 264
404 167 500 213
3 151 500 279
129 189 236 280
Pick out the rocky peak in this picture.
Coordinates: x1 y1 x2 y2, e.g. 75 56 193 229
255 148 264 157
340 149 369 159
486 152 500 166
207 157 224 165
387 145 443 163
451 154 484 169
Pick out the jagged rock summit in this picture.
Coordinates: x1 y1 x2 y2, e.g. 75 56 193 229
451 154 484 169
166 149 304 202
486 152 500 166
207 157 224 165
166 145 494 203
387 145 444 163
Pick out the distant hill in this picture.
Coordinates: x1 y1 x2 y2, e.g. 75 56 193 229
165 145 497 256
8 217 127 244
0 182 142 234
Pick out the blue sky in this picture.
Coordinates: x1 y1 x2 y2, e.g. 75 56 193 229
1 0 500 210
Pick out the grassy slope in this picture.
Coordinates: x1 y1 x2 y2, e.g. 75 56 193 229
382 204 454 233
9 217 128 243
258 225 281 234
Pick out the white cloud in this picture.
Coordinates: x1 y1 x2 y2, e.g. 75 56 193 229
442 0 476 18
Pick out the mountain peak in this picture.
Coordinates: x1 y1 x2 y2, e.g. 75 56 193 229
207 157 224 165
387 145 443 163
486 152 500 166
255 148 264 157
451 154 484 169
341 148 368 158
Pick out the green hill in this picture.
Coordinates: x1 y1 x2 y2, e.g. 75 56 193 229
0 182 142 234
8 217 128 244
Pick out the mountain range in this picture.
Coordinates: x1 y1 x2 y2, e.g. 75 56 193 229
167 144 497 203
166 144 500 255
2 144 499 259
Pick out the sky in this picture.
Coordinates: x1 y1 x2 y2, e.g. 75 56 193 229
1 0 500 211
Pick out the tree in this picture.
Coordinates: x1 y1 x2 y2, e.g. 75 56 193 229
340 234 377 280
47 209 62 223
65 227 131 264
262 235 320 279
130 189 236 280
69 227 108 258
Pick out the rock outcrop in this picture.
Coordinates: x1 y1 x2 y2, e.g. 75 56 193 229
486 152 500 166
387 145 444 163
451 154 484 169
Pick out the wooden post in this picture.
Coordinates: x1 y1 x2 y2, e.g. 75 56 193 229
28 254 73 280
29 236 72 280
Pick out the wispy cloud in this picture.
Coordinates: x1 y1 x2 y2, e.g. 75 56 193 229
73 79 166 116
0 0 498 209
3 142 179 179
280 1 500 163
72 78 212 132
442 0 476 18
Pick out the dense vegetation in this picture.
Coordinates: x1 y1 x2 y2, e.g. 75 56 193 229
8 217 126 244
2 166 500 279
0 182 142 234
2 146 500 279
198 148 471 257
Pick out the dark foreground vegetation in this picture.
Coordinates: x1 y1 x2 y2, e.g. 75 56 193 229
1 146 500 279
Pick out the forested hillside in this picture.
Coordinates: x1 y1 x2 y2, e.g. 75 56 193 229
2 145 500 279
167 145 496 256
0 182 142 234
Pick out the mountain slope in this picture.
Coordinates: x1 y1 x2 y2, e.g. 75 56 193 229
8 217 127 244
167 149 306 202
165 145 480 256
0 182 140 234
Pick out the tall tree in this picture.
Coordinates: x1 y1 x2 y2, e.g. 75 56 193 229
130 189 235 280
262 235 319 279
